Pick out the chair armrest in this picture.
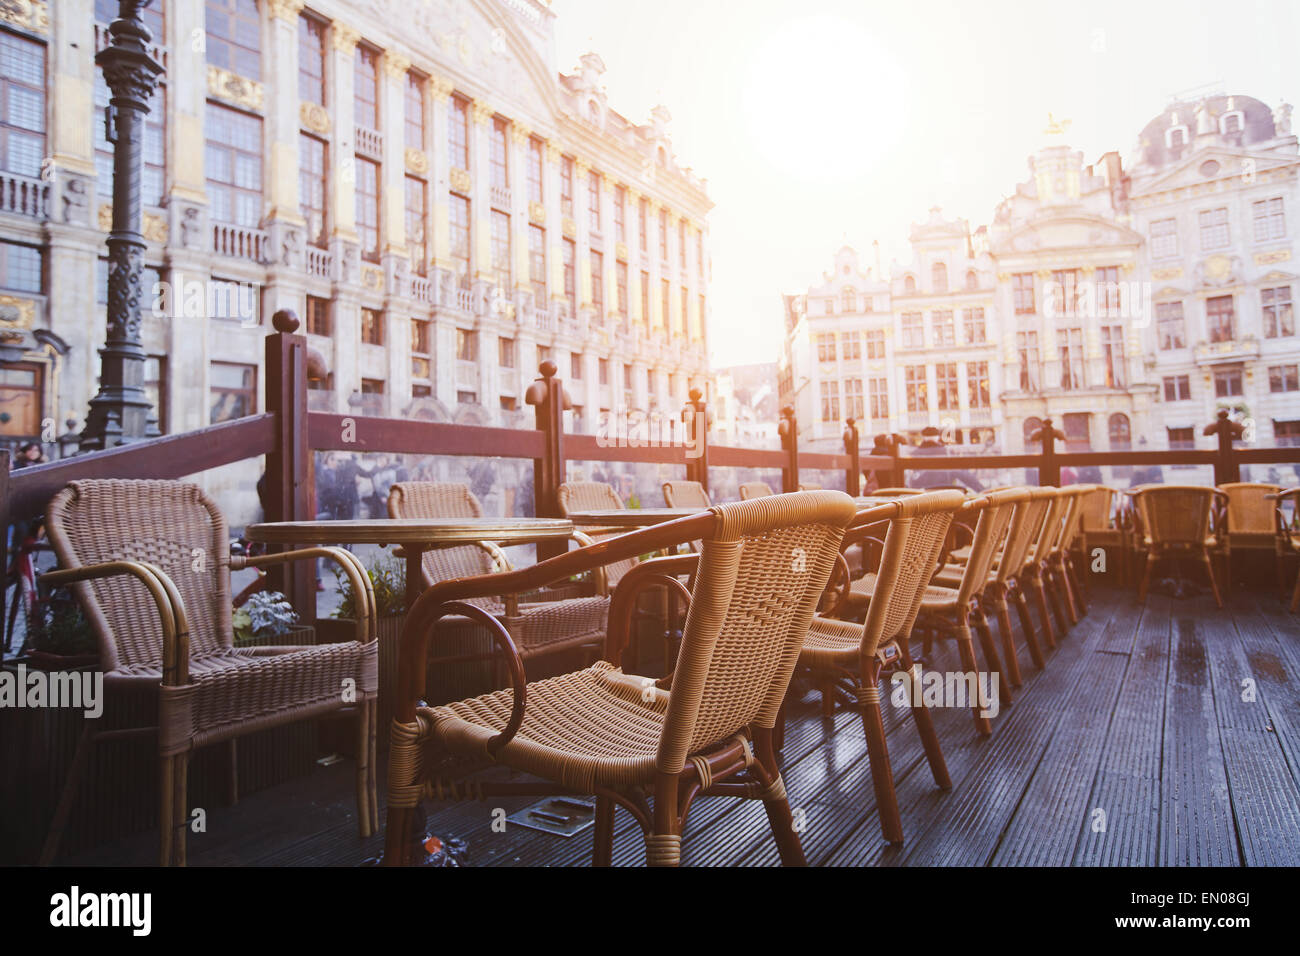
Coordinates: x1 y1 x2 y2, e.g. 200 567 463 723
234 546 376 643
819 552 852 618
41 560 191 685
604 553 697 667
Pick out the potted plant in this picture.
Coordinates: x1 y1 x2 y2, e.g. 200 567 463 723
23 593 98 671
232 589 314 647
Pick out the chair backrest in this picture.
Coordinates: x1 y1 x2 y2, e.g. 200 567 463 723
998 487 1055 582
1028 487 1069 566
387 482 496 587
557 480 624 514
797 482 821 491
1134 485 1216 548
657 490 858 772
1218 482 1281 534
1077 486 1117 533
738 481 774 500
857 490 966 657
45 479 233 673
956 488 1030 602
1056 484 1096 554
662 480 711 509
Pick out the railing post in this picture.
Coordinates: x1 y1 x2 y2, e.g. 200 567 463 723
843 417 860 496
890 433 905 489
264 308 312 616
682 387 710 494
1033 417 1066 487
779 405 798 493
525 360 568 560
1204 409 1244 486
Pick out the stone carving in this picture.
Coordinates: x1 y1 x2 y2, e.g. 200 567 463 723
61 176 89 224
281 228 302 267
207 64 264 112
180 206 202 249
0 0 49 35
300 101 331 134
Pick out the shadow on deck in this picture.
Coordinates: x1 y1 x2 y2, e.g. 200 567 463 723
61 584 1300 867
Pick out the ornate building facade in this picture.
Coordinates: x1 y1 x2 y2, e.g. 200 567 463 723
2 0 712 494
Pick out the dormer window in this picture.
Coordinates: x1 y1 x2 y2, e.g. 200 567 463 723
1166 125 1189 151
932 262 948 293
903 274 916 295
842 287 856 312
965 270 978 291
1220 110 1245 143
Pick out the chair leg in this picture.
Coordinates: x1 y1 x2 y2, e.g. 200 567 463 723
1011 584 1046 669
895 641 951 789
972 608 1011 706
1067 554 1088 616
1201 551 1223 609
226 739 239 807
1291 565 1300 613
356 702 373 839
954 616 993 736
39 724 94 866
752 727 807 866
992 594 1023 688
383 805 417 866
645 776 682 867
857 677 904 843
819 678 837 718
592 795 615 866
369 699 380 835
1046 564 1071 635
1031 572 1057 649
159 754 174 867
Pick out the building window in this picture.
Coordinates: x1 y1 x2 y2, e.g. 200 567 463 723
448 95 469 171
1150 217 1178 259
1059 327 1085 389
298 14 326 105
868 377 889 419
842 331 861 361
844 378 863 419
638 197 648 252
968 361 990 409
205 103 263 227
622 363 633 390
527 137 544 205
411 318 430 354
1275 421 1300 447
206 0 261 80
406 175 427 275
491 210 512 293
658 208 668 260
865 329 885 359
1012 273 1035 314
529 224 546 303
598 358 608 385
353 45 380 131
819 381 839 422
0 241 41 292
1063 413 1091 452
615 260 628 322
838 288 854 312
456 328 477 362
1162 375 1191 401
1168 426 1195 451
931 262 947 293
562 237 576 316
901 311 923 348
614 185 626 244
1049 269 1082 316
817 333 836 363
965 270 978 291
498 336 516 368
640 270 649 324
963 307 986 344
1253 197 1286 243
449 192 471 285
590 250 604 317
1207 295 1235 343
210 362 256 424
932 310 954 347
490 117 509 196
300 133 328 247
1263 286 1294 338
1156 301 1186 349
360 307 383 345
305 295 330 336
1101 325 1125 388
1108 413 1131 450
935 363 958 411
587 168 601 231
905 366 928 413
1199 207 1230 250
1269 365 1299 393
456 390 477 405
1017 330 1040 391
355 156 381 262
824 299 835 316
1214 367 1243 398
570 352 583 379
660 278 670 333
1095 266 1121 316
903 275 916 295
404 71 426 150
560 155 574 217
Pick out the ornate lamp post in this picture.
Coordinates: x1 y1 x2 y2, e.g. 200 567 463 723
81 1 164 450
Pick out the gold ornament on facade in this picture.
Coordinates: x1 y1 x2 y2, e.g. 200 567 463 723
330 22 360 51
511 123 532 145
363 267 384 291
615 242 628 261
528 201 546 225
382 50 411 78
471 100 494 125
1120 262 1137 275
573 158 589 178
449 167 471 193
1204 255 1232 282
266 0 305 21
207 64 264 112
1255 249 1292 265
300 101 331 134
143 213 168 243
562 217 577 238
405 148 428 174
97 203 112 231
545 142 560 164
0 294 36 329
429 74 454 103
1151 267 1183 280
0 0 48 34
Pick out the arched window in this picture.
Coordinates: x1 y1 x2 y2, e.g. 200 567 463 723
965 269 978 291
1023 416 1043 449
1108 412 1131 450
903 274 916 295
931 262 947 293
842 287 856 312
1166 125 1189 149
1220 111 1244 135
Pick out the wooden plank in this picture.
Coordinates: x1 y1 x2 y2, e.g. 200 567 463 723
307 412 545 458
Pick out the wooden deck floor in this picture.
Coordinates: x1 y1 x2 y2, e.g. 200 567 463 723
64 584 1300 867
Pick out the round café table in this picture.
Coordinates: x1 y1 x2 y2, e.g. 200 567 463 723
566 507 701 528
245 517 575 614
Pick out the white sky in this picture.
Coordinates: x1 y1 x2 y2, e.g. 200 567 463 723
550 0 1298 367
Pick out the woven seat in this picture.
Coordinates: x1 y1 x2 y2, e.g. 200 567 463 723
389 482 609 663
662 479 712 508
1132 485 1223 607
41 479 378 866
385 490 859 866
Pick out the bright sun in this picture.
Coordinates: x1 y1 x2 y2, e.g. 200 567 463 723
741 14 907 184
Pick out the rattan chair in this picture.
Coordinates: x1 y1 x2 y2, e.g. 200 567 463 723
1217 482 1281 587
796 490 965 843
1016 487 1071 647
388 482 609 664
661 479 712 508
739 481 775 500
40 479 378 866
1272 488 1300 608
871 487 924 496
383 490 860 866
557 480 638 586
1076 486 1126 585
1132 485 1223 608
1047 485 1095 625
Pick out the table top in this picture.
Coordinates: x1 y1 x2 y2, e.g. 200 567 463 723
567 507 702 527
245 517 575 546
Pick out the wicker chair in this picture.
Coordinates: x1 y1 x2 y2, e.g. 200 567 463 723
557 480 637 586
870 487 923 496
1132 485 1223 608
388 482 609 664
796 490 965 843
40 479 378 866
1076 486 1126 585
661 479 712 508
739 481 775 500
383 490 860 866
1272 488 1300 608
1016 487 1072 648
1217 482 1281 587
1047 485 1096 625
